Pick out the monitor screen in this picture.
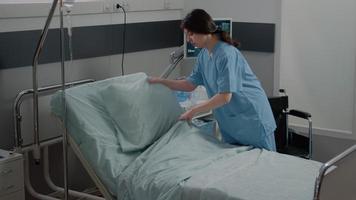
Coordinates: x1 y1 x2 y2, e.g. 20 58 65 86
184 18 232 59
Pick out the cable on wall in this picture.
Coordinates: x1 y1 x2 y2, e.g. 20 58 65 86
116 4 127 76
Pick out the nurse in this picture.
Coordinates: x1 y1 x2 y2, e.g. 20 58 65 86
148 9 276 151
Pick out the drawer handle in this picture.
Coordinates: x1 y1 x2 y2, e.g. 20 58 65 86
2 185 15 191
0 169 13 176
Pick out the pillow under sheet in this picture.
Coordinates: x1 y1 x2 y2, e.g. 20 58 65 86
100 72 183 152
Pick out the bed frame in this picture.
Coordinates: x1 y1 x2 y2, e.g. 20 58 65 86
67 133 115 200
12 79 356 200
20 0 355 198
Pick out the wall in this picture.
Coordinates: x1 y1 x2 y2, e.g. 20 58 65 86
4 0 355 198
280 0 356 141
0 2 183 149
182 0 282 96
0 1 183 197
0 0 283 150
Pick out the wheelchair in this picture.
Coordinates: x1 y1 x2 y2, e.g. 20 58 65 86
268 89 313 159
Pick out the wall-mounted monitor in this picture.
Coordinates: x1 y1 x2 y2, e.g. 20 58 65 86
184 18 232 59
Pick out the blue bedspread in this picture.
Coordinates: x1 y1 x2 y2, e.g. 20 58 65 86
117 121 322 200
51 74 322 200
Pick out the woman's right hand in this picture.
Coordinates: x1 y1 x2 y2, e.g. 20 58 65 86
147 77 194 91
147 76 162 84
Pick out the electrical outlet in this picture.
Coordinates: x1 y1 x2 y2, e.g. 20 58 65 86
113 0 129 12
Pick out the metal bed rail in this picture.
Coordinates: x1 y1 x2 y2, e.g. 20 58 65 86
31 0 59 164
13 79 95 200
20 1 183 200
67 134 114 200
13 79 95 152
160 45 184 79
29 0 69 198
313 144 356 200
23 136 104 200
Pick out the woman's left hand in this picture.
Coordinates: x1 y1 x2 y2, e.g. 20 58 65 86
147 76 162 84
179 109 196 121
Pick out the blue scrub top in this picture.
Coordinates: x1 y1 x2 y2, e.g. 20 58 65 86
186 41 276 150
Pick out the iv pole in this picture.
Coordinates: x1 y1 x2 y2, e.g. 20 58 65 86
59 0 69 199
32 0 69 199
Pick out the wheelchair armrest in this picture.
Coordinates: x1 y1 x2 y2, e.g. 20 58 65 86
288 109 311 120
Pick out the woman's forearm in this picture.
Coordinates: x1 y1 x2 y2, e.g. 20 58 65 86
149 78 196 91
192 93 232 115
179 92 232 120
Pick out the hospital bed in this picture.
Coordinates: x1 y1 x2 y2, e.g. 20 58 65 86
18 1 354 198
47 72 355 200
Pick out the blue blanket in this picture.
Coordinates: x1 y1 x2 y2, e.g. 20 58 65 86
117 121 322 200
51 74 322 200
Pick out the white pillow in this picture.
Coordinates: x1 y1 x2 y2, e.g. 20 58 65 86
100 73 183 152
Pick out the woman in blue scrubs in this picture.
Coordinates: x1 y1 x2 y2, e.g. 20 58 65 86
149 9 276 151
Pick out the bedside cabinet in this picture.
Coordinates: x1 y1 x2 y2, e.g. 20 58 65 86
0 149 24 200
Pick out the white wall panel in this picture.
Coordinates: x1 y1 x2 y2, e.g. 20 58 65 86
0 0 184 19
184 0 281 23
0 10 181 32
165 0 183 10
280 0 356 139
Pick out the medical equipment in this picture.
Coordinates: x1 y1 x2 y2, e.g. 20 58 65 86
13 75 356 199
31 0 59 165
48 74 356 200
161 45 209 111
191 117 217 137
13 2 356 198
174 86 209 116
30 0 74 164
314 144 356 200
0 149 24 199
13 80 98 200
190 85 209 104
269 89 313 159
30 0 74 199
64 0 74 71
184 18 232 58
49 74 322 199
160 45 184 79
174 87 204 106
